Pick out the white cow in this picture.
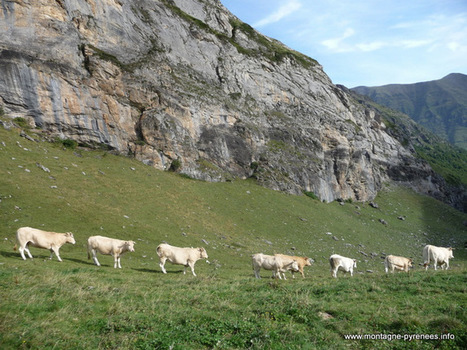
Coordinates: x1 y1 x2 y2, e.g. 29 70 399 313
157 243 208 276
423 245 454 270
87 235 135 268
251 253 299 280
329 254 357 278
384 255 413 273
15 226 76 261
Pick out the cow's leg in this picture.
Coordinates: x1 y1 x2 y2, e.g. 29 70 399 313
52 247 62 262
350 269 353 277
254 268 261 279
159 257 167 273
92 250 100 266
117 256 122 269
19 244 27 260
188 261 197 277
23 243 33 259
113 254 118 268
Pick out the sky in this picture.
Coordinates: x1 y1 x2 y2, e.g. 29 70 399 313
220 0 467 88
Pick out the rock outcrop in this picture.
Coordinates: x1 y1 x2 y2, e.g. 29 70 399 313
0 0 460 206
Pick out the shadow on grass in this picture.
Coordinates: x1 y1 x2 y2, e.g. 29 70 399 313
0 251 19 259
132 267 185 274
0 250 99 267
66 257 96 266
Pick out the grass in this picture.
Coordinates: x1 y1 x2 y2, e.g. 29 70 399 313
0 125 466 349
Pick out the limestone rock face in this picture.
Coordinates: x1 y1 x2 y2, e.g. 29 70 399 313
0 0 457 205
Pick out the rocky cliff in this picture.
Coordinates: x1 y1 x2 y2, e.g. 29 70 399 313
0 0 461 207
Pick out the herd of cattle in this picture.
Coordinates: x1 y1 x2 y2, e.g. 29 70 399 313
14 226 455 278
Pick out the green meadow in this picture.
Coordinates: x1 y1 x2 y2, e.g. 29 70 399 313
0 125 466 349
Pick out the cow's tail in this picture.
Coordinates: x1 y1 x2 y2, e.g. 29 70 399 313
13 244 17 251
422 246 430 268
329 257 336 271
156 245 162 257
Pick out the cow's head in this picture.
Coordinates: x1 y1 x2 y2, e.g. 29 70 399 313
199 247 208 259
408 259 413 268
352 259 357 268
65 232 76 244
292 260 300 271
126 241 136 252
448 247 454 259
304 257 312 266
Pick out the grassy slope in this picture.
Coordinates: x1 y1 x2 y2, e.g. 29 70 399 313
1 126 466 349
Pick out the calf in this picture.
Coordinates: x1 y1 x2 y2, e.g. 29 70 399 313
252 253 299 280
15 226 76 261
329 254 357 278
157 243 208 276
384 255 413 273
87 235 135 268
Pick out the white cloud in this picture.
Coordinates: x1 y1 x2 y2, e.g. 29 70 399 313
447 41 467 52
399 40 432 49
356 42 386 52
321 28 355 52
253 0 302 27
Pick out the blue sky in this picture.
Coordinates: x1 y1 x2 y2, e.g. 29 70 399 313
220 0 467 87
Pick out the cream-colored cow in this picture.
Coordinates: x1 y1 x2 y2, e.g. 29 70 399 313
15 227 76 261
157 243 208 276
87 235 135 268
384 255 413 273
251 253 299 279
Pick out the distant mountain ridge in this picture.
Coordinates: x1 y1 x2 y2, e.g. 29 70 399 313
352 73 467 150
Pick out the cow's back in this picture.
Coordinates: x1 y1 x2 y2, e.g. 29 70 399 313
17 227 55 244
17 227 41 241
89 236 127 253
157 244 196 264
252 253 277 270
